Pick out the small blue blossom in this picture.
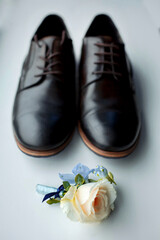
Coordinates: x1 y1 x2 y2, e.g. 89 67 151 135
59 173 75 184
91 165 108 178
59 163 92 183
72 163 90 180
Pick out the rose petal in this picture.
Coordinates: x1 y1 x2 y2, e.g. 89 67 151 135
94 179 117 206
80 187 99 216
104 182 117 206
61 186 77 200
75 182 96 204
60 199 79 221
60 186 80 221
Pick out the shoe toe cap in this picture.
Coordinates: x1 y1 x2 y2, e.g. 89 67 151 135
80 110 140 152
13 112 72 151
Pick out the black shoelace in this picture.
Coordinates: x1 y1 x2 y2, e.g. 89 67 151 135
34 31 65 78
93 42 123 80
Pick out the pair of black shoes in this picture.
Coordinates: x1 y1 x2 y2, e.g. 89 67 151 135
12 14 141 158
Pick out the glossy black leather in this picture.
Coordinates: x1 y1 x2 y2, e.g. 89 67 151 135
13 15 75 151
79 15 141 152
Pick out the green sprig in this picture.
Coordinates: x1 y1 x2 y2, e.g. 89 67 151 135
106 172 116 185
47 198 60 204
88 179 97 183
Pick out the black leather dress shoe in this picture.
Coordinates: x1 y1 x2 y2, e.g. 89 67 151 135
12 15 75 157
78 14 141 158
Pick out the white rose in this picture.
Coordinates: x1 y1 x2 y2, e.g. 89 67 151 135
60 179 117 223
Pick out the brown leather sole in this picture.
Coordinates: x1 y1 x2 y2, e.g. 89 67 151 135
78 122 139 158
14 133 73 157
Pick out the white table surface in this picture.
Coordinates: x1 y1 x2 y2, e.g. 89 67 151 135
0 0 160 239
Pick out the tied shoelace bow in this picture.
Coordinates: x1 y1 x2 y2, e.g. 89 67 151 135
34 31 66 78
93 42 123 80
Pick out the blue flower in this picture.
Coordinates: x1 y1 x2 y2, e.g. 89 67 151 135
72 163 91 179
59 163 92 183
91 165 108 178
58 173 75 184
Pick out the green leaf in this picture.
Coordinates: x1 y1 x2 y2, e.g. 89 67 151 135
88 179 97 183
63 181 71 192
75 174 85 185
46 198 60 204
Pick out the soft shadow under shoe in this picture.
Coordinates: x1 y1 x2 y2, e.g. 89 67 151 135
78 14 141 158
12 15 76 157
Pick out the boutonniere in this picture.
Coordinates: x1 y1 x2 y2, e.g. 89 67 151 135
36 163 117 223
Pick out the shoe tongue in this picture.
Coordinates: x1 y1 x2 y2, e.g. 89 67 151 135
39 35 61 51
86 36 122 44
38 36 62 74
97 36 113 42
85 36 113 43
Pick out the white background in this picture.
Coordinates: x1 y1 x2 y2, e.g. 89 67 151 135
0 0 160 239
